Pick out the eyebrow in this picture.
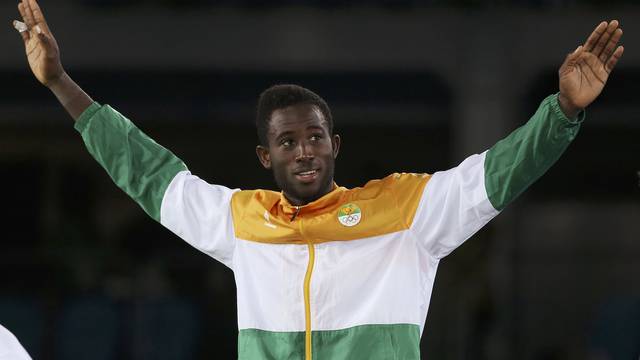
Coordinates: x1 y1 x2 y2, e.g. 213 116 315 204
275 131 294 141
306 125 326 132
274 125 327 141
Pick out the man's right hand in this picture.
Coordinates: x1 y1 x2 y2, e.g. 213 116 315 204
13 0 93 121
14 0 65 88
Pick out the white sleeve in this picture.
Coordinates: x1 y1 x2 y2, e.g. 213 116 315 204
411 151 499 259
0 325 32 360
160 170 239 269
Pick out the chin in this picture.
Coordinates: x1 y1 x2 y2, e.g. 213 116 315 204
286 181 326 204
295 185 322 200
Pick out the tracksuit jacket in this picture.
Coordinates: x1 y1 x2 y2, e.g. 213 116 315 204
75 94 583 359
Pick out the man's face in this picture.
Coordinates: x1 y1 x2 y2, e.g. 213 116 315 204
256 103 340 206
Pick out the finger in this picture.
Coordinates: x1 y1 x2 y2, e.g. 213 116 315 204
21 0 37 29
583 21 607 52
592 20 619 59
599 28 622 64
28 0 50 33
605 46 624 73
17 2 30 26
12 20 30 42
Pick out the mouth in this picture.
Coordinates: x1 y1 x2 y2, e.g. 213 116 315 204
294 169 320 183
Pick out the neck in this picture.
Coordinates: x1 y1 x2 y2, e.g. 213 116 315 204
283 182 336 206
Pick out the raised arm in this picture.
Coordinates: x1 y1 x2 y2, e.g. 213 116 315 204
11 0 179 219
14 0 92 119
409 21 624 259
12 0 238 268
487 20 624 210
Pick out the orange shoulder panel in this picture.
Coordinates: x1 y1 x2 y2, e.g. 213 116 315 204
230 173 430 244
230 189 306 244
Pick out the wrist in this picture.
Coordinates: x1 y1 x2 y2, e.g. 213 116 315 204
46 71 69 90
557 93 581 119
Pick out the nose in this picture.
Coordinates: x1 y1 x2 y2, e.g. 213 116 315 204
295 141 314 162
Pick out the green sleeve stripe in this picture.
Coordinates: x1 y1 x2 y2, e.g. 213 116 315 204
75 103 187 221
484 94 584 211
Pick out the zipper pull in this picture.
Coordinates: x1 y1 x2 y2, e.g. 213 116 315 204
290 206 301 222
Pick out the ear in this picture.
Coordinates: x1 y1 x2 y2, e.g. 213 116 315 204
331 134 341 159
256 145 272 169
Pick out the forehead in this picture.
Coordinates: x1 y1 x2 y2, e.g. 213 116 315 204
268 104 329 137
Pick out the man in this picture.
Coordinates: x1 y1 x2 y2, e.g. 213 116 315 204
0 325 32 360
12 0 624 358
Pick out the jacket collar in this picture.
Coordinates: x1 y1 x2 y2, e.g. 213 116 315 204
278 182 345 219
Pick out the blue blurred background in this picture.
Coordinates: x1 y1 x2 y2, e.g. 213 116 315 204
2 0 639 358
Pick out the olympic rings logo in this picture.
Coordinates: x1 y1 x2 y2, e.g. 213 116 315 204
345 214 359 223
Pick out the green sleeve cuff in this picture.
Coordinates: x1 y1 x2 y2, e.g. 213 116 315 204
551 93 585 125
74 102 102 133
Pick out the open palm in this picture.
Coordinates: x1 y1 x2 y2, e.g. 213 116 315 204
559 21 624 111
15 0 64 87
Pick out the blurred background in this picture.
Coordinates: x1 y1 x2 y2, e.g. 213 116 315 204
1 0 639 359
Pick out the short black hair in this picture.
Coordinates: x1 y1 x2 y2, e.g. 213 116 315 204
256 84 333 146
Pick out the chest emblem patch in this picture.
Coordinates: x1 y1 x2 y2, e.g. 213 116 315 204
337 203 362 227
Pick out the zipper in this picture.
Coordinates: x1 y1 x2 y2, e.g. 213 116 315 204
290 206 301 221
303 240 315 360
293 206 314 360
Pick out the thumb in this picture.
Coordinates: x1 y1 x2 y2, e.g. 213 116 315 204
566 45 583 64
559 45 583 77
12 20 30 43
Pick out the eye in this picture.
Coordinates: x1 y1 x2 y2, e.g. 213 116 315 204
310 134 323 142
280 138 294 148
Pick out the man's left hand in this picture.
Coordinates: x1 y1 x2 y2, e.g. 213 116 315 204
558 20 624 118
